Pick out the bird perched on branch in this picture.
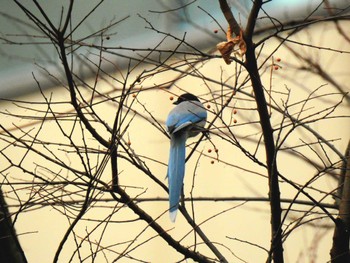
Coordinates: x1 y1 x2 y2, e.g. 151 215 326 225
166 93 207 222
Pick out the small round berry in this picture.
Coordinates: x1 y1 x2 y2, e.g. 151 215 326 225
233 119 237 124
207 104 211 109
208 149 212 153
233 109 237 114
170 96 174 101
211 160 215 164
214 29 218 34
274 65 279 70
276 58 281 62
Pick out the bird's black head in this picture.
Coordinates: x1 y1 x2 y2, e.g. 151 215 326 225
173 93 200 105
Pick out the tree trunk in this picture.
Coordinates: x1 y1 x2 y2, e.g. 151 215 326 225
330 141 350 262
0 188 27 263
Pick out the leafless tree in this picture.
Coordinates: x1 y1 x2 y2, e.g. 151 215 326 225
0 0 349 262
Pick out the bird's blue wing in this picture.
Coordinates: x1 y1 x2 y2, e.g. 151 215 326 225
166 102 207 134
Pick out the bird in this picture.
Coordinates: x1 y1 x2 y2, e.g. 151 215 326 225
166 93 207 222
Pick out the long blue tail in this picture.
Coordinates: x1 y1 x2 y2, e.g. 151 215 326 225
167 132 186 222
